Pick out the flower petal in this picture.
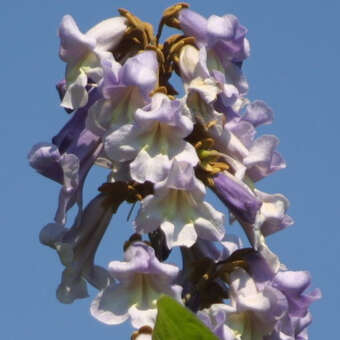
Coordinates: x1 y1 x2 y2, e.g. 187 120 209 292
161 220 198 249
130 149 171 183
61 69 88 109
179 9 208 43
91 284 131 325
195 202 225 241
243 100 274 127
129 305 157 329
56 267 89 304
59 15 95 63
86 17 127 51
120 51 158 98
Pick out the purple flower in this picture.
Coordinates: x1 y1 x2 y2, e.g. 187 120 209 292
213 171 262 224
28 89 102 225
39 193 115 303
91 242 182 328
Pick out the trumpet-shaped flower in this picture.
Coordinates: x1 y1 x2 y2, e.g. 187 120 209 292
179 9 249 96
39 193 115 303
199 268 287 340
224 100 286 182
91 242 182 328
180 45 240 106
135 161 225 248
86 50 158 139
28 89 102 225
213 171 262 224
179 9 249 62
104 93 199 183
245 252 322 340
59 14 127 109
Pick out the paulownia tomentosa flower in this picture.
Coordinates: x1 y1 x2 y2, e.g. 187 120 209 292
28 3 320 339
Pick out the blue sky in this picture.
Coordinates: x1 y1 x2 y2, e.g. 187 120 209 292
2 0 339 339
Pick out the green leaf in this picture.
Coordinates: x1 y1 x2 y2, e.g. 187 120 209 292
152 295 219 340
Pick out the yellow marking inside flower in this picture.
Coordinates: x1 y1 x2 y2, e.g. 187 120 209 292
206 120 218 129
141 123 174 156
206 49 225 74
111 87 143 124
132 275 162 310
229 312 255 340
66 52 99 84
163 190 197 224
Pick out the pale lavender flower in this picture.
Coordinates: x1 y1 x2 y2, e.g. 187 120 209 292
179 9 250 63
179 44 255 174
179 9 250 97
253 189 294 237
199 267 287 340
179 44 240 120
86 50 158 134
244 253 322 340
135 161 225 248
232 187 293 272
224 100 286 182
91 242 182 328
104 92 198 183
59 14 127 109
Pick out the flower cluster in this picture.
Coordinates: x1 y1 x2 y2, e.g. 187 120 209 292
29 3 320 339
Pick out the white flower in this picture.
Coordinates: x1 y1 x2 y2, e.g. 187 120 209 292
135 161 225 248
59 15 127 109
91 242 182 328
